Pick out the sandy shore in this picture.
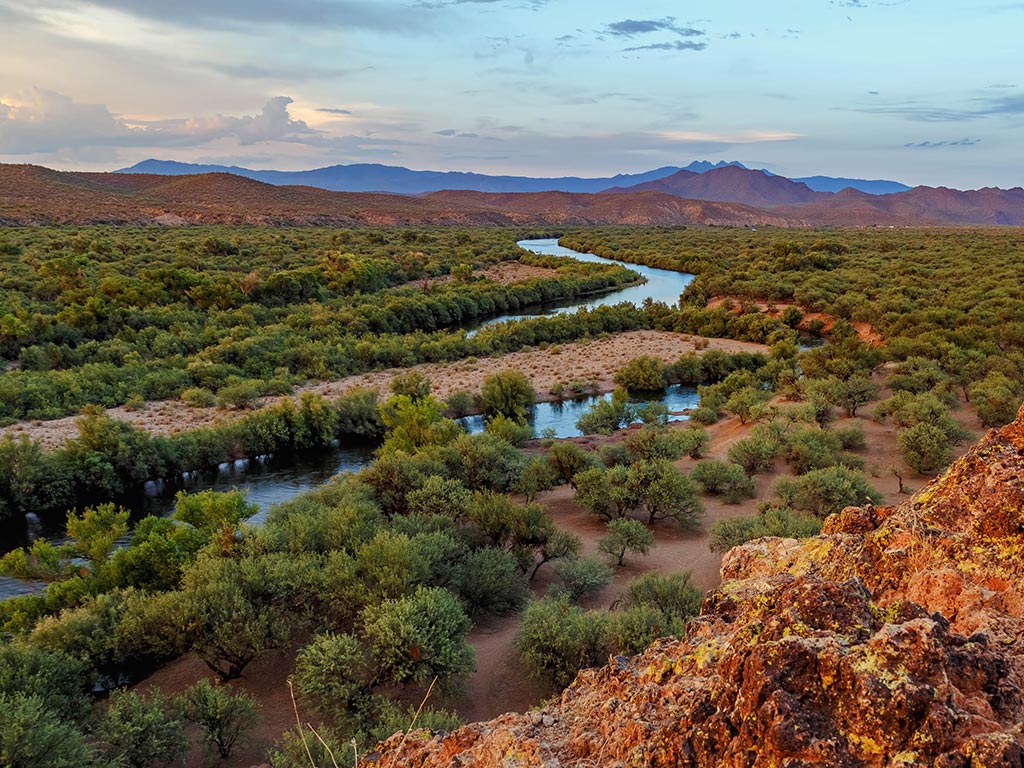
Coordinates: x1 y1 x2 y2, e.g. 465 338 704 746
3 330 767 451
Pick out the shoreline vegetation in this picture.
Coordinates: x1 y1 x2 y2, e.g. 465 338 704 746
1 224 1021 767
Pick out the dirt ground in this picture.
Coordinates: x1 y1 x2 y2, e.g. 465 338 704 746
132 380 985 767
4 330 766 451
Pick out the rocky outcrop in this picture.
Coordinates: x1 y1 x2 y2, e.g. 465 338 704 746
372 405 1024 767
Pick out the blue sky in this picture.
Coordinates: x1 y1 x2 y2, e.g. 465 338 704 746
0 0 1020 187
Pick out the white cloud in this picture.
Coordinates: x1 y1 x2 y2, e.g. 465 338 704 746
0 90 316 154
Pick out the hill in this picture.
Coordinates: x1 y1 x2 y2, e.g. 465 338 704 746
2 164 1023 226
603 165 827 207
372 404 1024 766
115 158 909 196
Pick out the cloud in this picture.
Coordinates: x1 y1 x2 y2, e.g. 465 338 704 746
8 0 432 33
603 18 705 38
0 90 317 154
204 62 353 80
317 108 354 115
854 92 1024 121
904 138 982 148
623 41 708 52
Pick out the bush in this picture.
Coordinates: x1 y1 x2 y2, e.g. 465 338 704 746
98 688 186 768
360 586 474 689
690 460 755 502
898 422 954 474
773 466 882 517
622 571 702 620
688 406 719 425
835 423 866 450
726 434 780 474
215 380 262 410
613 356 667 392
479 369 536 421
452 548 529 618
516 597 607 688
576 387 635 435
181 387 216 408
709 506 823 552
176 678 259 759
546 442 597 487
598 518 655 566
293 632 372 719
484 412 533 447
552 557 613 601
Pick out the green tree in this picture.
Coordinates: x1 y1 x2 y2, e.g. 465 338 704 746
98 688 186 768
516 596 607 688
176 678 259 760
552 557 613 601
66 504 130 567
0 692 102 768
897 422 954 474
598 518 655 566
360 586 474 689
479 369 537 422
613 356 667 392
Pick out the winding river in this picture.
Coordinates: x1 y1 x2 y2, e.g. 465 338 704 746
1 239 701 595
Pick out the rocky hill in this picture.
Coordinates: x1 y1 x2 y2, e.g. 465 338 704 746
603 165 827 207
372 405 1024 767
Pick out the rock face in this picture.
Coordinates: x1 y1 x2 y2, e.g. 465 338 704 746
372 405 1024 767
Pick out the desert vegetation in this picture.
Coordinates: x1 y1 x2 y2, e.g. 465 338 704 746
1 224 1022 765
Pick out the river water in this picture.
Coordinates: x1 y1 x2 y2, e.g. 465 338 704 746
1 238 703 596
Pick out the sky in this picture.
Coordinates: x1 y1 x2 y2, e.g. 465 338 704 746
0 0 1021 188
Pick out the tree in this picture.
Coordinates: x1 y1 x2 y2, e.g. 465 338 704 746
176 679 259 760
98 688 186 768
833 375 878 417
897 422 954 474
773 466 882 518
552 557 613 601
576 387 636 435
0 692 101 768
179 556 291 680
479 369 536 422
292 632 373 720
723 386 768 424
66 504 130 567
546 442 597 487
513 456 557 503
516 596 607 688
613 356 667 392
598 518 655 566
726 433 779 474
360 586 474 689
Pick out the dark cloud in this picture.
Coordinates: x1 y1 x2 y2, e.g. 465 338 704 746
904 138 982 148
623 40 708 52
603 18 705 38
317 108 354 115
723 31 742 38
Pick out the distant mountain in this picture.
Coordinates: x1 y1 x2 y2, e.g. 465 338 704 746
791 175 911 195
603 166 826 207
115 159 908 197
116 159 685 195
8 163 1021 227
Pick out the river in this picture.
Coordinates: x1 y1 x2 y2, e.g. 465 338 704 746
1 238 703 596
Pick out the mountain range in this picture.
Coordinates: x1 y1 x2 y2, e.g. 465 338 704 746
3 163 1023 227
115 159 911 197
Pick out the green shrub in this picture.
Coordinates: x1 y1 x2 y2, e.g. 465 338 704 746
613 356 667 392
176 678 259 759
598 518 655 566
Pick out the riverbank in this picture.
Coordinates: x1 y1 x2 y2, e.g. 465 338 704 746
1 331 768 452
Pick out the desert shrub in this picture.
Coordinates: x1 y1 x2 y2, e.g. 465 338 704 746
552 557 613 601
98 688 186 768
690 460 755 502
177 678 259 759
479 369 536 421
613 356 667 392
773 466 882 517
598 518 655 566
709 505 823 552
897 422 954 474
516 596 608 688
835 423 866 450
726 433 780 474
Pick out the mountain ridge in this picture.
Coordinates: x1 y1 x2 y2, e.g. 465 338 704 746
114 158 911 196
4 163 1024 227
